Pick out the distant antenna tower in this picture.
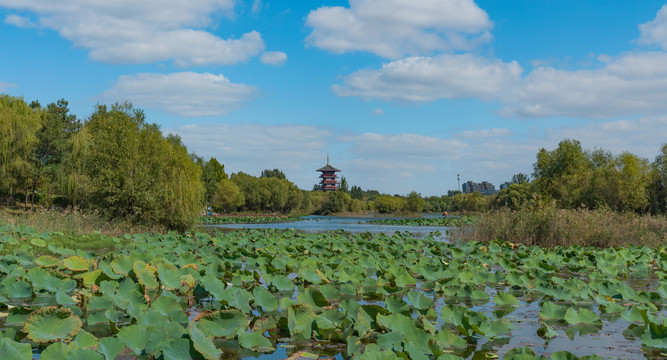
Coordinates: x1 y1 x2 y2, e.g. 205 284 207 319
457 173 460 192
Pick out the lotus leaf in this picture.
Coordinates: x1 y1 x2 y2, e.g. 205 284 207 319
564 307 602 326
188 321 223 360
539 302 567 321
406 291 434 310
196 309 248 338
23 306 82 344
641 321 667 349
253 285 278 312
117 324 150 354
495 292 519 307
0 337 32 360
72 329 98 349
35 255 60 268
40 342 70 360
64 348 104 360
237 330 275 352
97 336 125 360
63 256 89 272
132 261 158 290
288 303 316 339
158 337 191 360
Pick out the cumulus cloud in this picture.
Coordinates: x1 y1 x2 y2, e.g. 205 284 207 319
500 52 667 119
306 0 492 58
260 51 287 66
4 14 37 27
0 0 267 66
639 4 667 49
371 108 383 116
333 54 522 102
99 72 257 117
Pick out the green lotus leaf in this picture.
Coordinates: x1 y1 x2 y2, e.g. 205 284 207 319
23 306 82 344
63 348 103 360
223 286 253 313
434 329 467 349
641 322 667 349
151 295 185 318
237 330 275 352
35 255 61 268
0 337 32 360
63 256 89 272
40 342 70 360
406 291 434 310
6 280 32 298
297 287 329 311
495 292 519 307
538 301 567 321
502 346 538 359
288 303 316 339
564 307 602 326
253 286 278 312
622 306 648 324
158 337 191 360
117 324 150 354
80 270 102 288
437 355 465 360
549 351 579 360
98 262 122 280
110 255 133 276
31 238 46 247
536 322 558 340
385 296 411 316
319 284 341 301
156 263 182 290
357 343 401 360
56 289 77 306
298 266 324 284
26 267 64 292
132 261 158 290
97 337 125 360
271 274 295 292
199 274 227 301
188 322 223 360
196 309 248 338
71 329 98 349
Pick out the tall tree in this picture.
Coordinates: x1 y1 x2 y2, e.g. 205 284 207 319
202 158 227 204
339 176 349 192
511 173 530 184
68 103 203 229
0 95 42 202
261 169 286 180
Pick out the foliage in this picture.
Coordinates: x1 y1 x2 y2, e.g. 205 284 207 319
0 95 42 201
495 183 533 210
0 224 665 358
374 194 402 214
67 103 203 230
261 168 287 180
231 172 303 214
404 191 424 213
199 157 227 205
212 178 244 213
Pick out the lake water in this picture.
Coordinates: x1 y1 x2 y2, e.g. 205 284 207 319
204 214 450 240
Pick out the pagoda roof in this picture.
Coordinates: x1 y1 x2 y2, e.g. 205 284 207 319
316 163 340 172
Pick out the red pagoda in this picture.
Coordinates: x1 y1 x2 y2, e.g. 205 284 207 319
317 157 341 191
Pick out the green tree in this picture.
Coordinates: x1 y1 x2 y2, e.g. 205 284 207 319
350 185 363 199
511 173 530 184
261 169 286 180
339 176 349 192
0 95 42 202
32 99 81 206
648 144 667 214
202 158 227 204
404 191 424 213
68 103 203 229
495 183 533 210
374 195 400 214
213 178 244 213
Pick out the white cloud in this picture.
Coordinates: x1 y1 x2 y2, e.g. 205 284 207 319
371 108 383 116
0 81 17 91
500 52 667 119
639 4 667 49
4 14 36 27
333 54 522 102
460 128 511 139
251 0 263 13
305 0 492 58
99 72 257 117
339 132 467 159
0 0 267 66
260 51 287 66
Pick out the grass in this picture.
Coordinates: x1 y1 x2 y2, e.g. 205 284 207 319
0 207 166 236
451 205 667 248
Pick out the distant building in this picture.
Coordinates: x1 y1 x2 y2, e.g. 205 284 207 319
316 157 341 191
462 180 497 195
499 182 512 190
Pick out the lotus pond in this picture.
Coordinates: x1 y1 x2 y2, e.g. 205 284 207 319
364 216 478 227
0 224 665 360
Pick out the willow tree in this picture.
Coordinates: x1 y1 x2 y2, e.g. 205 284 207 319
0 95 42 202
69 103 203 229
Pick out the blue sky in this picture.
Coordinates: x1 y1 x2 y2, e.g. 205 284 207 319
2 0 667 196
